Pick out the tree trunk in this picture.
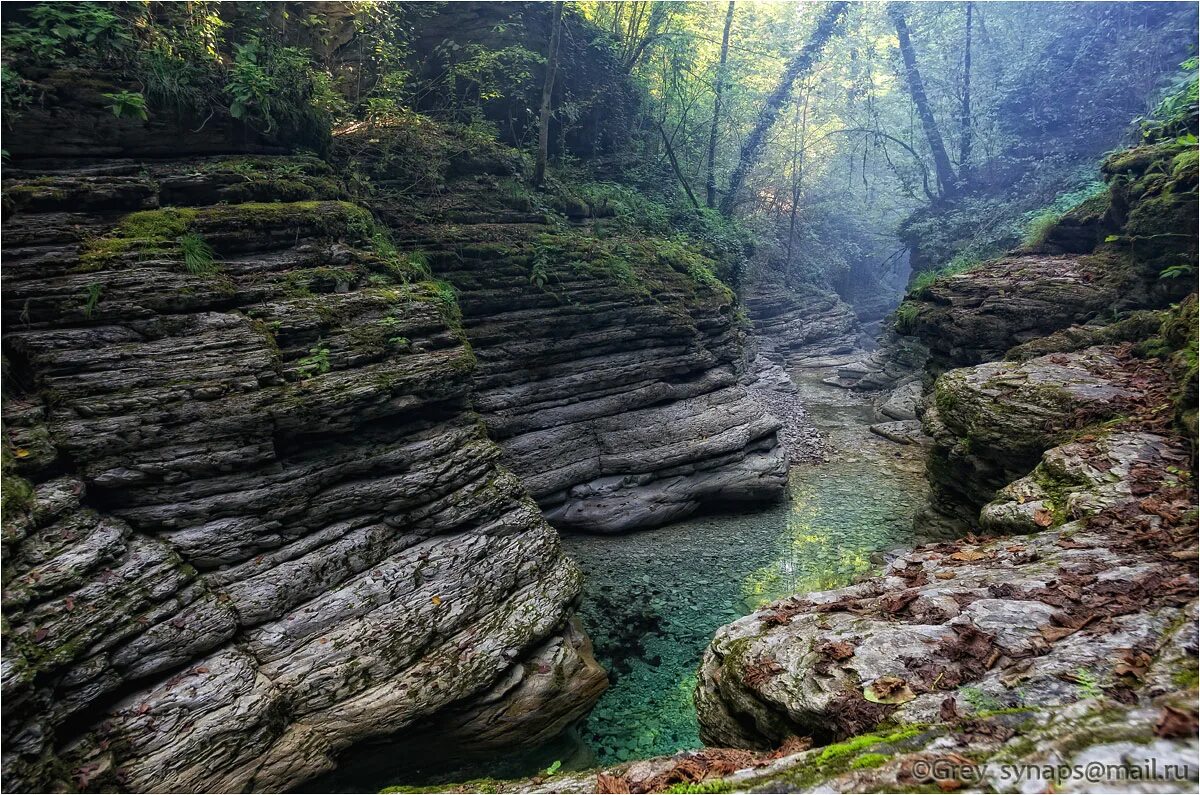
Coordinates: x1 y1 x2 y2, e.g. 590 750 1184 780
888 3 957 198
785 87 810 268
959 1 973 184
655 120 701 209
719 1 849 216
706 1 736 208
534 2 564 187
622 3 670 73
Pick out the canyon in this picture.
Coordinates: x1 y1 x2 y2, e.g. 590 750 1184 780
1 4 1197 794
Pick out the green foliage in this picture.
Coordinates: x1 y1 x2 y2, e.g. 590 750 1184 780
4 2 134 63
179 233 218 276
442 42 543 107
907 250 982 294
82 283 103 318
1159 263 1197 280
296 343 331 379
530 248 551 290
428 280 462 324
1022 211 1060 248
102 90 148 120
543 760 562 777
227 36 328 133
1021 180 1108 247
1 66 35 120
1141 57 1199 141
893 302 919 333
1073 668 1103 699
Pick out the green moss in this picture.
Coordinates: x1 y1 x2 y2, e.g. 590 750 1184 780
816 727 924 764
1 437 35 524
1171 661 1199 690
78 207 197 270
664 780 735 794
849 753 890 770
1171 148 1198 178
380 778 503 794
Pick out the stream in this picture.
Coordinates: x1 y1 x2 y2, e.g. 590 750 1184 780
316 365 928 790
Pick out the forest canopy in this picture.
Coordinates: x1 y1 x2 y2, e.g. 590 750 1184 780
3 1 1195 298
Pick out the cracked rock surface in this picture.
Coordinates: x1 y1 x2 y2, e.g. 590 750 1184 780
1 156 606 792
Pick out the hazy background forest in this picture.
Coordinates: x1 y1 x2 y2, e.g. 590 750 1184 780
5 1 1193 316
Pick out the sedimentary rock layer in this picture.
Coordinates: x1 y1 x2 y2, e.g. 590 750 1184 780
743 276 862 369
359 129 789 534
0 158 605 792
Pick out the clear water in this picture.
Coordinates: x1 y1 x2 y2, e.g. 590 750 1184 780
565 370 928 765
314 370 927 789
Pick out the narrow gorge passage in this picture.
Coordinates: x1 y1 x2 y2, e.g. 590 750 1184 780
2 4 1195 794
309 354 928 791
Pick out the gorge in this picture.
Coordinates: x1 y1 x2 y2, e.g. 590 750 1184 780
1 3 1197 794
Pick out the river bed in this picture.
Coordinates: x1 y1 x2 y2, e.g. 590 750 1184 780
564 367 928 766
317 367 928 790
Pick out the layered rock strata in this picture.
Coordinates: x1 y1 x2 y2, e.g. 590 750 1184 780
0 157 605 792
356 128 789 534
743 277 863 370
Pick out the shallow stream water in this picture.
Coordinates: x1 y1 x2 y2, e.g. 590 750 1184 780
316 367 927 790
564 368 928 767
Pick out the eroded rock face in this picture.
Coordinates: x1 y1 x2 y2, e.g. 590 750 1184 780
694 426 1196 752
429 239 788 534
902 254 1128 370
0 158 605 792
920 347 1142 531
351 129 788 534
743 277 862 370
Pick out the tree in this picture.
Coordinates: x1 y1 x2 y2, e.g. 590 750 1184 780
719 1 850 216
888 3 957 198
959 1 973 185
534 1 564 187
620 2 671 73
785 83 811 267
705 1 735 208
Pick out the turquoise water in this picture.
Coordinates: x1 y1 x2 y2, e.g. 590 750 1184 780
316 371 927 789
564 373 927 765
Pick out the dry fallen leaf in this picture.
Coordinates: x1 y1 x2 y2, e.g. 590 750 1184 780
1155 705 1198 738
864 675 916 704
1032 508 1054 527
431 594 442 606
935 570 957 580
1038 625 1076 642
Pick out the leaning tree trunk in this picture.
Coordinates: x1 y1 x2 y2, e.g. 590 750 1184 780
534 2 564 187
706 1 736 208
888 3 957 198
959 1 973 185
719 1 849 216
